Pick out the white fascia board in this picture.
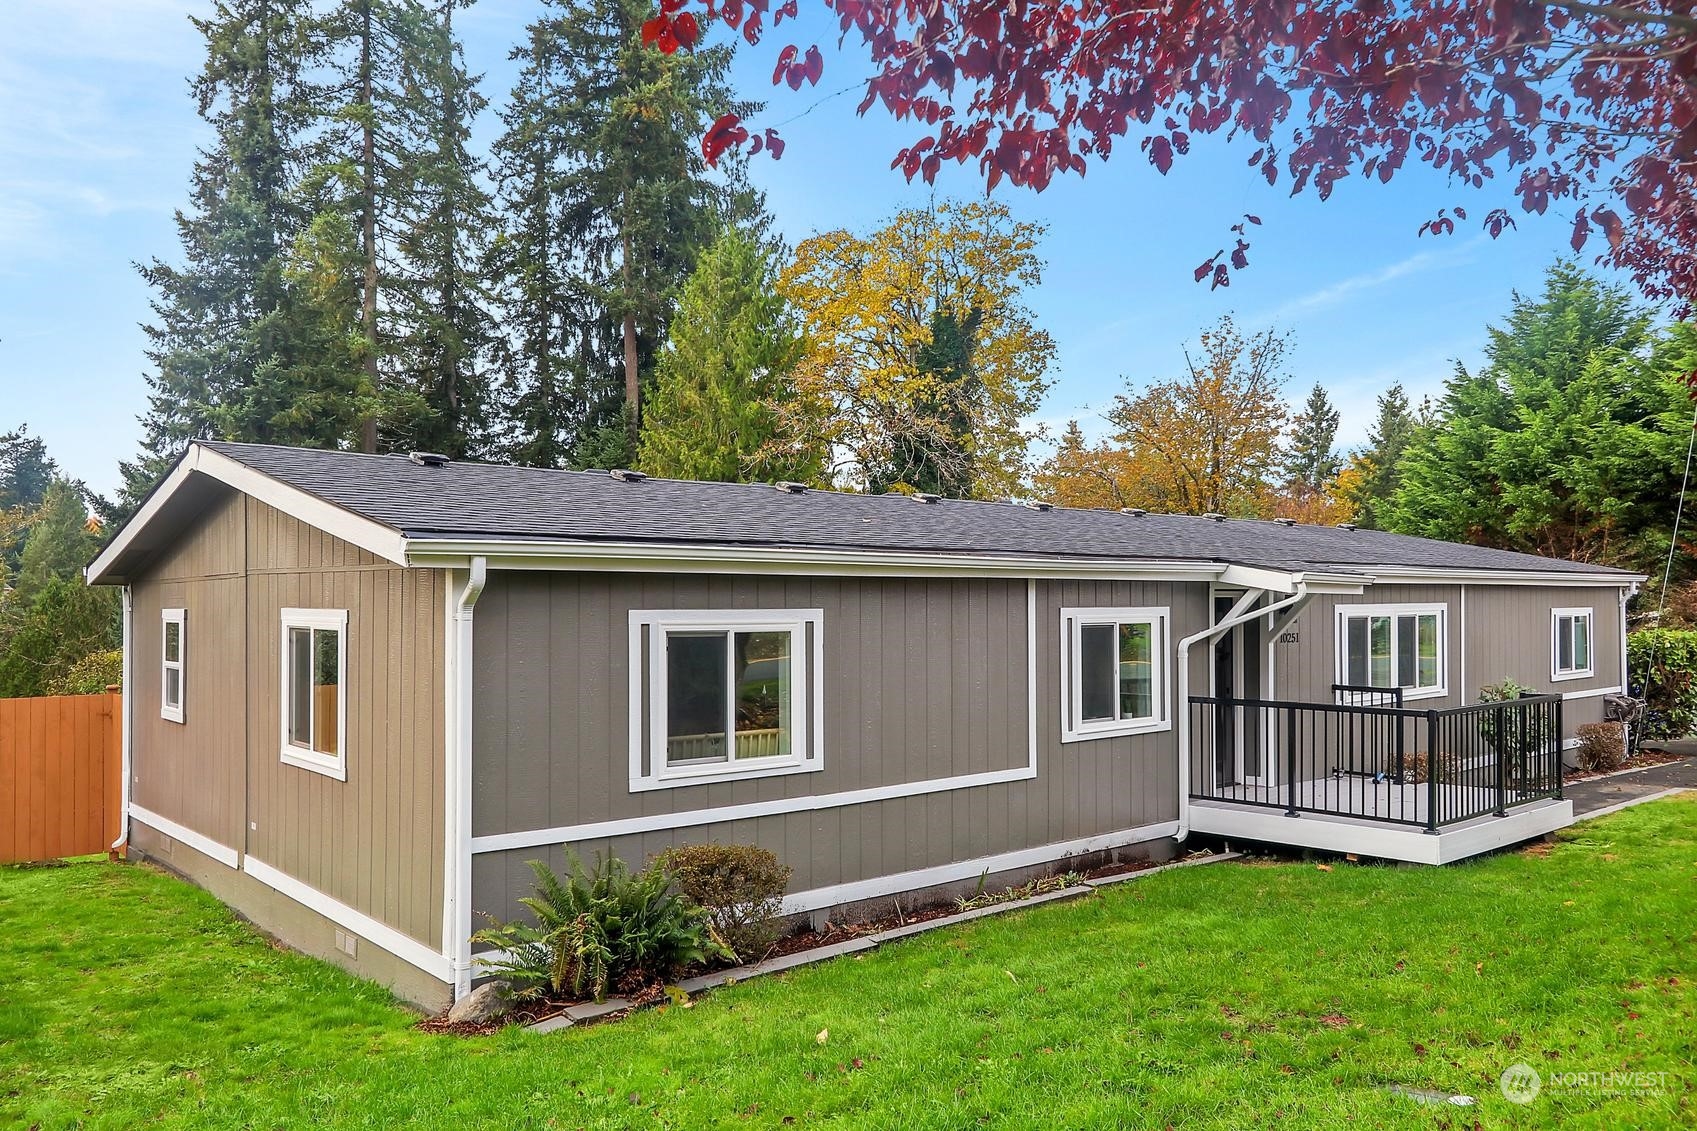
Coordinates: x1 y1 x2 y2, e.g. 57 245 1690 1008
87 443 408 583
1362 565 1646 588
404 538 1231 582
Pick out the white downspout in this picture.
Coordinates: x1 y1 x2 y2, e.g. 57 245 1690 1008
1174 581 1310 842
445 556 487 1000
111 584 134 852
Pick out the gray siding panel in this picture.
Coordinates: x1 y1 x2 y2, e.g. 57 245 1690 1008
470 573 1204 925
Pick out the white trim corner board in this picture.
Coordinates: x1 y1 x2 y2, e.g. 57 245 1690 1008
242 855 451 983
128 804 240 869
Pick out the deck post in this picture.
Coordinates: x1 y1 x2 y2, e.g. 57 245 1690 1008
1423 710 1440 834
1554 697 1564 801
1284 707 1299 817
1494 702 1512 818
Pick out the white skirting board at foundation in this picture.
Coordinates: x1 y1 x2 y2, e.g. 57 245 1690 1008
128 805 240 869
241 855 452 983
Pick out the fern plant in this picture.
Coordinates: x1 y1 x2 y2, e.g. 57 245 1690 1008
472 852 724 1002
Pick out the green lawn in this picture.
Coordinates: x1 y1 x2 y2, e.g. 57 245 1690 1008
3 799 1694 1130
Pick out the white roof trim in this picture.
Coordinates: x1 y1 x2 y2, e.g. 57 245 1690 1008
1358 565 1643 587
86 443 408 583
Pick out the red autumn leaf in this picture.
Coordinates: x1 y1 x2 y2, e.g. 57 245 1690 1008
772 45 797 86
640 15 667 47
803 45 824 86
671 12 699 49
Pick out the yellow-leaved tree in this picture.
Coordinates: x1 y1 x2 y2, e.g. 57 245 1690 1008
1035 316 1290 515
778 199 1054 498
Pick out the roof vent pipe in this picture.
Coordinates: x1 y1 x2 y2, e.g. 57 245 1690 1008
1119 507 1148 517
1273 517 1297 527
1025 500 1054 512
608 468 648 483
914 492 942 504
408 451 451 467
774 481 808 494
1336 521 1358 531
1202 512 1227 522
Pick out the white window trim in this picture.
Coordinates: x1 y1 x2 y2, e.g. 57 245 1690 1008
1059 606 1171 743
629 608 825 791
160 607 185 724
1333 603 1449 702
1551 606 1596 681
279 607 348 781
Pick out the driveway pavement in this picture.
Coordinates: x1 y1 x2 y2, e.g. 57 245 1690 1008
1566 750 1697 820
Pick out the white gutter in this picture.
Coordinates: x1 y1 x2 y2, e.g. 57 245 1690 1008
1173 581 1312 842
111 585 133 852
444 556 487 1000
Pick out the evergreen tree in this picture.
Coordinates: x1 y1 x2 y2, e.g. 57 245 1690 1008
1340 382 1421 529
867 306 986 497
125 0 359 508
490 0 750 468
637 229 820 483
0 426 56 511
0 480 120 698
1386 262 1691 570
1282 383 1342 493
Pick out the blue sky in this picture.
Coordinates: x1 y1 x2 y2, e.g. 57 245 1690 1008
0 0 1612 499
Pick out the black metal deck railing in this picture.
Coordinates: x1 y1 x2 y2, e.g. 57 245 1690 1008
1189 691 1563 832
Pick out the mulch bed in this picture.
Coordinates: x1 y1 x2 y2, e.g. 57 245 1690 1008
416 853 1175 1034
1563 747 1686 784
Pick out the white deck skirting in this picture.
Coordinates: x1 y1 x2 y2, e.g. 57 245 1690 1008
1188 796 1574 864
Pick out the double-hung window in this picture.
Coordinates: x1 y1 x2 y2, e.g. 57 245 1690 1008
632 609 823 789
160 608 185 723
1337 605 1445 700
1551 608 1595 680
280 608 347 780
1060 607 1169 742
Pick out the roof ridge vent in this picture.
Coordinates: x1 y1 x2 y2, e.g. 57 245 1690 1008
914 492 942 504
1336 521 1358 531
774 481 809 495
408 451 451 468
1273 517 1297 527
1025 500 1054 512
1119 507 1147 517
1202 511 1228 522
608 468 648 483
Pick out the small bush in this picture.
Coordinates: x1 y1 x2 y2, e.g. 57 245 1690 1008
46 649 122 695
1628 629 1697 740
660 844 792 962
472 851 725 1002
1575 722 1627 772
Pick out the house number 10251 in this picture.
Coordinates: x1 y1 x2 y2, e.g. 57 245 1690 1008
1278 631 1300 644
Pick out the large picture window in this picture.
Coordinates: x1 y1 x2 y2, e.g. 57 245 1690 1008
1060 607 1169 742
1336 604 1446 700
160 608 185 723
632 609 823 789
1551 607 1595 680
280 608 347 780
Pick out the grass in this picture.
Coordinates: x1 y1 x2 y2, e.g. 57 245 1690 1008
2 799 1695 1129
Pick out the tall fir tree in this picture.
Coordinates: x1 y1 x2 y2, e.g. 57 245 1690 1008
1340 382 1422 529
0 426 56 512
125 0 360 508
490 0 753 469
1282 383 1342 494
0 480 120 697
636 229 821 483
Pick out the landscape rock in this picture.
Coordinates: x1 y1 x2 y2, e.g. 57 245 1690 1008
446 980 513 1025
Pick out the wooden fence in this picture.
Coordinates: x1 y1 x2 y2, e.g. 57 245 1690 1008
0 692 122 864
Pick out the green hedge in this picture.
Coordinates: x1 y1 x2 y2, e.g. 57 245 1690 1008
1627 629 1697 740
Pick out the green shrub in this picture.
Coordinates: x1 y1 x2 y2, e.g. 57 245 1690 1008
660 844 792 962
1575 722 1626 772
1476 680 1556 785
46 649 122 695
471 852 725 1002
1628 629 1697 740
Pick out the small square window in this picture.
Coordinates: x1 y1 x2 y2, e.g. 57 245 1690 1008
1061 607 1169 742
160 609 185 723
280 609 347 780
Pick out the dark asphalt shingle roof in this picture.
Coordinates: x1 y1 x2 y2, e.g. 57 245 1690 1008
200 441 1632 577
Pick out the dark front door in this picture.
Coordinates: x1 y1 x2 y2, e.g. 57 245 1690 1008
1214 595 1237 784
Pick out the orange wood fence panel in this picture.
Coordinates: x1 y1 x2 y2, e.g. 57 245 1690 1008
0 692 122 864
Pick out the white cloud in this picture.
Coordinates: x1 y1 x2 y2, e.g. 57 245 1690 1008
1257 235 1488 325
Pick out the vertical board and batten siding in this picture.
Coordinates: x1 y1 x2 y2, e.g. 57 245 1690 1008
1463 583 1628 732
129 491 249 852
128 489 447 953
242 499 447 950
469 573 1207 922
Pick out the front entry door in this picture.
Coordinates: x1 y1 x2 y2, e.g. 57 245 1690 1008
1213 593 1266 787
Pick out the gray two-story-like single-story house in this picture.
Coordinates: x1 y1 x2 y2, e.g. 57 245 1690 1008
87 441 1643 1009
